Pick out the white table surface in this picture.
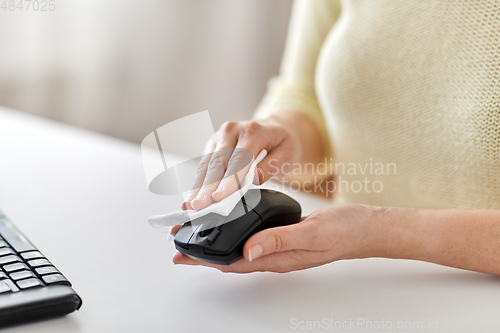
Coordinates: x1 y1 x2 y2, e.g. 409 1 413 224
0 107 499 333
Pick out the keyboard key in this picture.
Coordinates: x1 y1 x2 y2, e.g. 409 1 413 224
10 270 36 281
35 266 59 275
0 282 11 294
0 248 15 257
0 272 7 279
42 274 71 286
0 279 19 292
0 240 9 248
0 255 22 265
21 251 44 260
3 263 29 272
17 278 43 289
28 259 51 268
0 218 36 252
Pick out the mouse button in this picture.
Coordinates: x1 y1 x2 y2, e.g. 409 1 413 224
260 213 301 230
204 210 262 255
240 189 262 211
224 200 248 223
174 222 195 250
206 229 221 245
251 190 301 222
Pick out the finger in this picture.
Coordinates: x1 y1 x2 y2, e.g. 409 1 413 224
173 252 235 271
173 249 313 273
190 128 239 210
212 147 257 202
182 137 217 210
190 150 226 210
172 251 262 273
170 224 183 236
242 221 313 261
202 133 218 155
212 123 267 202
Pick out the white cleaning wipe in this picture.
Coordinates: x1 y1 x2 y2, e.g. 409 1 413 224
148 149 267 228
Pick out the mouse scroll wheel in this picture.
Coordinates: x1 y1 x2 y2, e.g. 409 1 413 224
198 216 220 237
199 227 215 237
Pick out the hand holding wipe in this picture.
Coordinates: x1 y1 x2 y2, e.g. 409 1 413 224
148 150 268 229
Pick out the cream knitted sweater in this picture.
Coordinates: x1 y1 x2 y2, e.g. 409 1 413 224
255 0 500 209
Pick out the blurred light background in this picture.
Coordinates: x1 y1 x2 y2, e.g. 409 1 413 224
0 0 292 143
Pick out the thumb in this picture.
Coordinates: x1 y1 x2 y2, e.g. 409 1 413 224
243 222 308 262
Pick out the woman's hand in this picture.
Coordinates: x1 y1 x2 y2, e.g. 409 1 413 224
174 204 500 276
171 203 386 273
182 110 326 211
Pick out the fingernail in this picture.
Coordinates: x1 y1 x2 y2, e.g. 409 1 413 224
248 244 263 262
214 186 224 194
194 194 205 201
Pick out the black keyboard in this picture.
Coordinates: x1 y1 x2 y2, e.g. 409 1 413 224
0 209 82 326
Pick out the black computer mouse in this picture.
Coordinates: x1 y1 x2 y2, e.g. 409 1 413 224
174 189 302 265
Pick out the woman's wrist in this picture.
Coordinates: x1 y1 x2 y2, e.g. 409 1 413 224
373 206 500 275
372 206 431 261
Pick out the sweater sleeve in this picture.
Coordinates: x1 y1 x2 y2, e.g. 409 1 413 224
253 0 341 153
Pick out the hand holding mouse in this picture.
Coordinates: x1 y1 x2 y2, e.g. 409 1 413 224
171 203 386 273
